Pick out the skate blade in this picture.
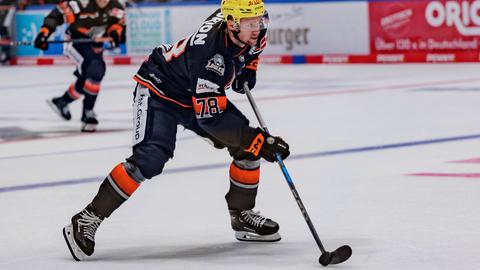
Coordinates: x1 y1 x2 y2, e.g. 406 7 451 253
81 123 97 133
46 99 70 121
62 224 87 261
235 231 281 242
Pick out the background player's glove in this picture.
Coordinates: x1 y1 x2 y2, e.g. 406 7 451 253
34 27 51 51
244 128 290 162
232 68 256 94
108 30 120 48
107 24 124 48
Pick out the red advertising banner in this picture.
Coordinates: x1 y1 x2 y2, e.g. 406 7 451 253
369 0 480 62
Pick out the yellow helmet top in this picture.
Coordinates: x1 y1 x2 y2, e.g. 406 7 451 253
221 0 266 24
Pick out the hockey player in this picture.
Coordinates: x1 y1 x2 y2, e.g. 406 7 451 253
34 0 125 132
62 0 290 261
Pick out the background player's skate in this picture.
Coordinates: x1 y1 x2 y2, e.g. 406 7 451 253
47 96 72 120
81 109 98 132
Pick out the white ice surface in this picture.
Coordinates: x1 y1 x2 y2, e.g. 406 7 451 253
0 64 479 269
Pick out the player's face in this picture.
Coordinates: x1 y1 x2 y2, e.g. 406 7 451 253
96 0 110 8
237 16 263 46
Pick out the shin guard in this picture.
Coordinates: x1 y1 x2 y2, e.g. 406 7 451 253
225 159 260 210
91 162 144 218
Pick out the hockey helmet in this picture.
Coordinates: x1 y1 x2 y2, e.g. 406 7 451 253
221 0 269 31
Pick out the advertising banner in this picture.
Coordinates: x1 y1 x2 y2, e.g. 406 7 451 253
126 8 172 55
17 1 480 65
126 2 369 56
369 0 480 62
264 2 369 55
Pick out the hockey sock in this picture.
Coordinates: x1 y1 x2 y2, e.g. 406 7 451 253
82 94 98 112
91 163 144 218
60 85 78 103
225 159 260 210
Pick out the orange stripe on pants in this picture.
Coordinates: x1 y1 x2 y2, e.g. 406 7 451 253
84 80 101 95
110 163 140 196
229 162 260 185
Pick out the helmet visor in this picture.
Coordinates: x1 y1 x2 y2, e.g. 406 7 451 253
238 11 269 31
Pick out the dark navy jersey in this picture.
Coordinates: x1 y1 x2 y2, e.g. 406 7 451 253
41 0 125 39
134 9 268 148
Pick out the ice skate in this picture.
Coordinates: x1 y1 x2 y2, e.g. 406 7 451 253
63 204 104 261
47 97 71 120
81 109 98 132
229 209 281 242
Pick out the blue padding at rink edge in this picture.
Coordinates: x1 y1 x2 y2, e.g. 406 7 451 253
292 55 306 64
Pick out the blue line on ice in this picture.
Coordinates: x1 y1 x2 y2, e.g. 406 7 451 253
1 133 480 193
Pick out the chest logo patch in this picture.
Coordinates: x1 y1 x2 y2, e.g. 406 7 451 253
206 54 225 76
196 78 220 94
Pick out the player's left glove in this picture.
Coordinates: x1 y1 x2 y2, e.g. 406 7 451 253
232 68 256 94
34 27 51 51
107 24 123 48
108 30 120 48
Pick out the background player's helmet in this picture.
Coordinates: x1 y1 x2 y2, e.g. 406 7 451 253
221 0 269 31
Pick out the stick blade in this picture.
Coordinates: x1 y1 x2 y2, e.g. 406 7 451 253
318 245 352 266
330 245 352 265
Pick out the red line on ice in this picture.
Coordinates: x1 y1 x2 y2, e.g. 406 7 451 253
450 157 480 163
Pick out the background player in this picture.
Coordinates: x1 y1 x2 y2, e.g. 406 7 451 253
62 0 290 261
34 0 125 132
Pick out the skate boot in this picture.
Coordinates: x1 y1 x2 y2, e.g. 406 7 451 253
81 109 98 132
63 204 104 261
47 97 71 120
229 209 281 242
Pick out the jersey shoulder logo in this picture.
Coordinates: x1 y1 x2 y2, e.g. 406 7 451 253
205 54 225 76
159 36 189 62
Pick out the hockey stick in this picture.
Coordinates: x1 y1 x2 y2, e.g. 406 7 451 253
243 82 352 266
1 37 112 47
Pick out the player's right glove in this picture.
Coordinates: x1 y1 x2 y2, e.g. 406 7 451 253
243 127 290 162
34 27 51 51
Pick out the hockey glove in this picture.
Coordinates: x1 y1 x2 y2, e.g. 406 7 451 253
34 27 51 51
232 68 256 94
107 24 123 48
244 128 290 162
108 30 121 48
